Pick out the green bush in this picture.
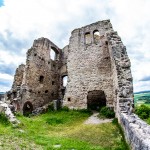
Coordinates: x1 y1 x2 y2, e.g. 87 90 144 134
47 103 54 112
147 117 150 124
60 106 70 112
135 105 150 119
14 112 23 117
99 106 115 118
0 113 10 125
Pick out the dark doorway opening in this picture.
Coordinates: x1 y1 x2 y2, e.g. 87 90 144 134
23 101 33 116
87 90 106 110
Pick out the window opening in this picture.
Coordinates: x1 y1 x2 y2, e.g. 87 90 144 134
85 32 91 44
39 75 44 83
50 47 59 61
93 30 100 44
62 76 68 87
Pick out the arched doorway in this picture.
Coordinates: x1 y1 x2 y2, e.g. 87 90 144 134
23 101 33 116
87 90 106 110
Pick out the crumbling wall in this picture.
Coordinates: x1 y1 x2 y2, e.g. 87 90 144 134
106 31 133 116
21 38 62 110
59 45 69 99
105 30 150 149
0 101 19 124
63 20 115 109
7 38 62 113
12 64 25 90
120 113 150 150
7 20 134 114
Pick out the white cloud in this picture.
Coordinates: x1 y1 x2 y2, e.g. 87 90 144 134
0 85 11 92
0 0 150 92
0 49 26 66
0 73 13 80
0 73 14 80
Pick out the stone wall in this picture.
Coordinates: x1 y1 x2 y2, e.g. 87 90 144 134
12 64 25 90
0 101 19 124
63 20 115 109
119 113 150 150
5 19 150 149
105 30 150 149
6 19 134 113
7 38 62 113
21 38 61 110
106 31 133 116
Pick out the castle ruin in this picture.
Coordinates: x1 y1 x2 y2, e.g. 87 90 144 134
7 19 133 116
5 20 150 150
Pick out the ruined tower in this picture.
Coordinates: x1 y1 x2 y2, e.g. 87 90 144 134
7 20 133 116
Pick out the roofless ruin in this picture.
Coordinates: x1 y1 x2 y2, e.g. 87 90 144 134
7 19 133 116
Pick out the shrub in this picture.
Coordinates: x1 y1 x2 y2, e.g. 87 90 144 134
135 105 150 119
15 112 23 117
99 106 115 118
60 106 70 112
48 103 54 112
147 117 150 124
0 113 10 125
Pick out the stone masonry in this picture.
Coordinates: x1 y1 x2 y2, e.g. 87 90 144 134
6 19 150 149
6 19 133 115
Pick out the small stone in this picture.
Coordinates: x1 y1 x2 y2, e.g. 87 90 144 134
53 144 61 148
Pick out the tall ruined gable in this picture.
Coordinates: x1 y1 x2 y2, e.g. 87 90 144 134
63 20 133 114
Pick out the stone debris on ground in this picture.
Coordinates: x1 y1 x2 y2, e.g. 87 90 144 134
0 101 20 124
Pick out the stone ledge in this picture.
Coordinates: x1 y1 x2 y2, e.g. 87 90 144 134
119 112 150 150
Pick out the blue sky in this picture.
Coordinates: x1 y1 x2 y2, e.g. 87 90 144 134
0 0 150 92
0 0 3 6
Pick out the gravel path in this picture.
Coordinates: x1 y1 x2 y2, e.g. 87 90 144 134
84 112 113 125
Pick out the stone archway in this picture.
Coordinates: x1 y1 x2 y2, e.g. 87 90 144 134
23 101 33 116
87 90 106 110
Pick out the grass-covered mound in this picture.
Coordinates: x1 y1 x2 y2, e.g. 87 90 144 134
0 109 129 150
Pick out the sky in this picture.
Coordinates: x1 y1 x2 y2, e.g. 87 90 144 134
0 0 150 93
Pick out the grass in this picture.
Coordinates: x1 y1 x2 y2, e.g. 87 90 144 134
0 109 129 150
135 104 150 125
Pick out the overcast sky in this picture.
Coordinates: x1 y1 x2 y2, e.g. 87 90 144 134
0 0 150 92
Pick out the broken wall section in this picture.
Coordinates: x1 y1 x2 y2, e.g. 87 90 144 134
6 64 25 111
59 45 69 99
21 38 62 111
105 30 149 150
106 31 133 116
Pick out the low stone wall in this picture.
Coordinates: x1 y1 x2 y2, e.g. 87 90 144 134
119 113 150 150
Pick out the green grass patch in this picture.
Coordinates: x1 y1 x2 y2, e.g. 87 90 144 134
112 118 130 150
135 104 150 124
0 109 129 149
